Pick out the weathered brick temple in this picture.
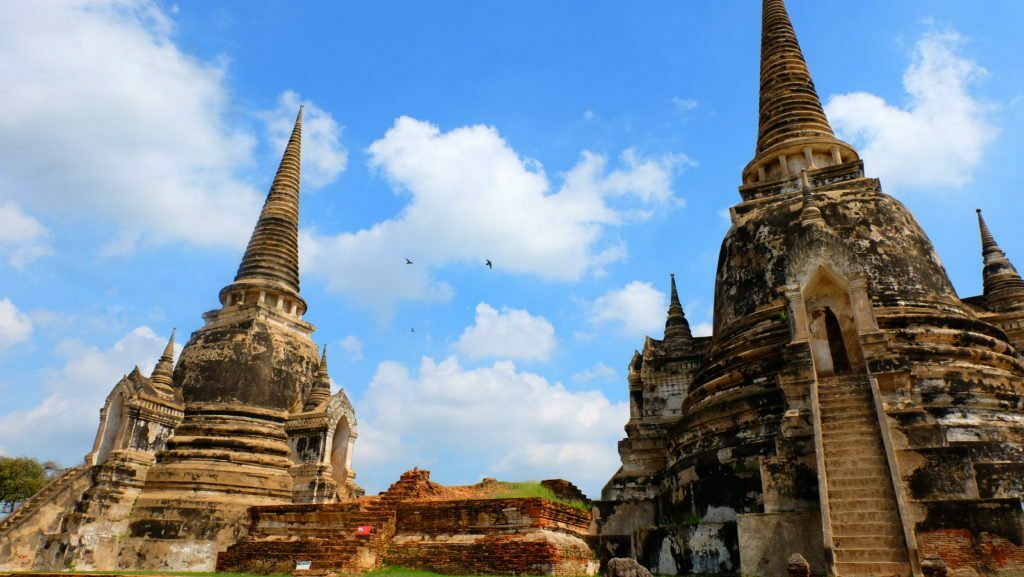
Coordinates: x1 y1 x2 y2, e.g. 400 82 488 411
0 108 362 571
598 2 1024 577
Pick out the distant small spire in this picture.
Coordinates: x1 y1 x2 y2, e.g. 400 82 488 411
977 208 1000 255
976 209 1024 311
800 172 825 227
664 274 693 350
304 344 332 411
317 344 329 381
150 329 176 393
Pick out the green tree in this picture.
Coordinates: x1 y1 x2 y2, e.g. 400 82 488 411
0 456 60 506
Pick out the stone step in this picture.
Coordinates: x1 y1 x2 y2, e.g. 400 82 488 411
830 509 901 525
815 405 872 420
828 487 892 500
820 420 878 433
834 547 909 563
815 391 872 399
831 534 907 550
824 444 885 459
821 410 876 423
818 385 871 396
827 498 901 513
824 455 888 470
827 475 894 491
819 434 876 446
821 412 877 426
825 464 891 480
834 560 911 577
818 394 872 405
831 521 905 537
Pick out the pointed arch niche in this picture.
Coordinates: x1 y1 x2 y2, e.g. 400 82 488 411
329 416 354 496
800 266 867 378
92 393 126 465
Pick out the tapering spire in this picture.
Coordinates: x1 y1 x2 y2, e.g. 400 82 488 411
150 329 176 393
978 208 1000 255
228 106 304 300
976 209 1024 311
304 345 332 411
664 274 693 350
742 0 857 185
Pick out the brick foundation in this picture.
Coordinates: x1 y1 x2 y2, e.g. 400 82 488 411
216 471 598 576
385 533 596 576
919 529 1024 576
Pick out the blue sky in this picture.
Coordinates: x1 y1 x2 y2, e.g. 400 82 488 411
1 0 1023 497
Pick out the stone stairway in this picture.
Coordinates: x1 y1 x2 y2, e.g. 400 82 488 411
0 466 91 537
817 375 910 577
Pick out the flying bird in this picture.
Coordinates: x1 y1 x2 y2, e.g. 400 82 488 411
485 259 493 269
405 258 413 265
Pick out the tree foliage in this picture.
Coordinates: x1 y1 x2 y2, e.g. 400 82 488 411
0 456 61 505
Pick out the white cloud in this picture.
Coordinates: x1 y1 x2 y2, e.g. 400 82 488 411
339 335 364 361
826 30 995 191
0 326 178 461
262 91 347 189
0 202 52 267
693 322 713 337
0 299 33 350
455 303 557 361
0 1 343 255
672 97 699 112
302 117 691 312
354 355 628 497
588 281 667 337
572 362 617 384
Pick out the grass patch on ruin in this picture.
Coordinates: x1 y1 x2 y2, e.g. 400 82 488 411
487 481 591 512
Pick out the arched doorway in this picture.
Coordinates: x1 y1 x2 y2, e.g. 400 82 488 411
330 417 352 495
95 394 125 464
803 267 865 378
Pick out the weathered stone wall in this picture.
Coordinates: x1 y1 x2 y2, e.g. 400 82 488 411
737 512 825 577
0 467 93 571
632 522 739 575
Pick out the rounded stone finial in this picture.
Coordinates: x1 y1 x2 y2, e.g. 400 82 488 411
787 553 811 577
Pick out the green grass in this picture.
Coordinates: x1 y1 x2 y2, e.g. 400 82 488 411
487 481 591 512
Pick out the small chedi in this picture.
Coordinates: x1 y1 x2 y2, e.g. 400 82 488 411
597 2 1024 577
0 108 360 571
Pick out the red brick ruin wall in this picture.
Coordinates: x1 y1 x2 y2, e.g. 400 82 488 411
384 534 595 576
919 529 1024 575
394 498 591 537
217 495 595 575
